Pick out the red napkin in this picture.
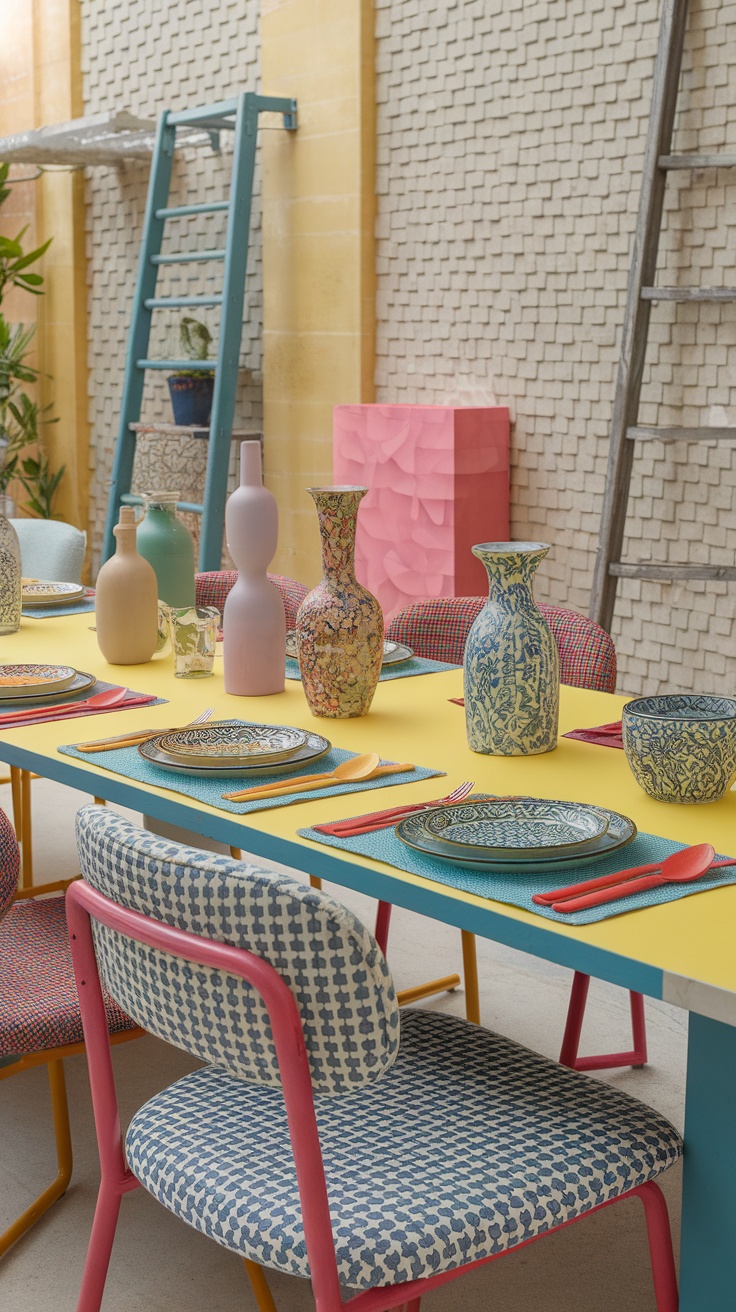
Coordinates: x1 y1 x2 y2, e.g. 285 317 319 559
449 698 624 750
562 722 623 750
0 691 159 731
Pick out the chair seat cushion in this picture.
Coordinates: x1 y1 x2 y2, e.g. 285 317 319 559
0 895 135 1056
125 1008 681 1291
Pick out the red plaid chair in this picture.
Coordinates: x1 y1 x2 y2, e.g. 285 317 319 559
196 570 308 630
386 597 617 693
0 805 142 1257
384 598 645 1075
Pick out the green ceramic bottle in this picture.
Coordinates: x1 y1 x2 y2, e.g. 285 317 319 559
136 491 196 607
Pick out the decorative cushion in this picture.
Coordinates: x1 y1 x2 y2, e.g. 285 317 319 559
76 806 400 1094
0 807 19 920
386 598 617 694
0 895 134 1056
125 1008 682 1291
195 571 308 629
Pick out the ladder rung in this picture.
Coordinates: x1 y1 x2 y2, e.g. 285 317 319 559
609 562 736 582
167 99 239 127
641 286 736 302
136 359 216 372
626 425 736 442
155 201 229 219
659 152 736 170
121 494 204 515
151 250 226 265
144 295 223 310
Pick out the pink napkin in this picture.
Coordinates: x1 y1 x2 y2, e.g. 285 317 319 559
0 691 159 730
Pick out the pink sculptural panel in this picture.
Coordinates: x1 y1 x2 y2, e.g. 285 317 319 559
333 405 510 620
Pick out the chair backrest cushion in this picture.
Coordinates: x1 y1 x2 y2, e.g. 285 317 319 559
9 518 87 585
75 805 399 1094
0 807 20 920
386 597 616 693
196 571 308 630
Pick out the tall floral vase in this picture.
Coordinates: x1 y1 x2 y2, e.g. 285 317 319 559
223 440 286 696
296 486 383 718
0 510 22 635
463 541 559 755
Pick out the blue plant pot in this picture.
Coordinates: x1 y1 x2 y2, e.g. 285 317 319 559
168 374 214 427
463 541 560 756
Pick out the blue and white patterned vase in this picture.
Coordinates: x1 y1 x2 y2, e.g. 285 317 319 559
463 542 559 755
0 510 22 635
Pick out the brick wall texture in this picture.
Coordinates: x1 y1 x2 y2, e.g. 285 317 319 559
375 0 736 695
80 0 735 693
79 0 262 572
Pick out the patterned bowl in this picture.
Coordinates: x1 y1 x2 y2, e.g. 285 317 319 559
622 694 736 804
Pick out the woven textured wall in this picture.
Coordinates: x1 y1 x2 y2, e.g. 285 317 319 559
80 0 262 571
374 0 736 695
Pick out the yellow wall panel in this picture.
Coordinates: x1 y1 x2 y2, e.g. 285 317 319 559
262 0 376 583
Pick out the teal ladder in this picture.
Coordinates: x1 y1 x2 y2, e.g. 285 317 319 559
103 92 297 570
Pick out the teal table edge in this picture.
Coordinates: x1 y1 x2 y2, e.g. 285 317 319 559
6 738 736 1308
1 738 662 999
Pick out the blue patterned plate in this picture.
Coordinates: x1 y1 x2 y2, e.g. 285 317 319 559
409 798 609 860
157 722 307 767
397 804 636 873
140 723 331 778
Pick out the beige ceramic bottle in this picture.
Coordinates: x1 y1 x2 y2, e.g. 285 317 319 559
95 507 158 664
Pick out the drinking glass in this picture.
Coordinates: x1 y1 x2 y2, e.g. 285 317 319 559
169 605 220 678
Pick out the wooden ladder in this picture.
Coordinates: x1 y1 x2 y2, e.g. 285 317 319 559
102 93 297 572
589 0 736 632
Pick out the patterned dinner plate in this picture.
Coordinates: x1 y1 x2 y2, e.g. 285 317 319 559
157 722 307 767
407 798 610 861
0 669 96 706
397 804 636 874
0 663 78 699
21 581 86 606
285 631 414 666
140 723 331 778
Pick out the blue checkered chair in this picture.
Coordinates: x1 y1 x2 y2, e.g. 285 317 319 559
69 804 680 1312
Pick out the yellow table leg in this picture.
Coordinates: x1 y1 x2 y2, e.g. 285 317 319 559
243 1258 278 1312
20 768 33 889
461 930 480 1024
0 1059 72 1257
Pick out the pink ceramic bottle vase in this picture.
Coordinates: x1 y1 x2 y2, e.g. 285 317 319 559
223 440 286 695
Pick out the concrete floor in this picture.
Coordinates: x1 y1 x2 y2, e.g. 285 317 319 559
0 776 687 1311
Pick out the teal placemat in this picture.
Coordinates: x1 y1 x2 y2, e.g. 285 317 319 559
298 820 735 925
23 595 95 618
285 656 459 682
58 729 444 815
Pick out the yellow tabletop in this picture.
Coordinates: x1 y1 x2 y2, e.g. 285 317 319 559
3 611 736 1017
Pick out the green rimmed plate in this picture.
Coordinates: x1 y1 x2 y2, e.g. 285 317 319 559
396 804 636 874
408 797 609 861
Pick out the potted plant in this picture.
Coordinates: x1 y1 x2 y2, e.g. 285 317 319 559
168 316 215 427
0 162 63 517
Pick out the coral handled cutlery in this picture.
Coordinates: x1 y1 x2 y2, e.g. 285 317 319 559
550 844 716 913
0 686 130 725
75 707 214 752
316 780 475 836
533 850 736 906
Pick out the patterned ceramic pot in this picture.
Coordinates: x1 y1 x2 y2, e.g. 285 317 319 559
0 511 22 636
463 542 559 755
623 694 736 804
296 487 383 718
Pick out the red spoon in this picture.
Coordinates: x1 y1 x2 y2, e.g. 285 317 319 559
552 843 716 913
0 686 129 724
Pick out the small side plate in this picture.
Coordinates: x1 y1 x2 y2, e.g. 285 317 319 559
0 663 78 698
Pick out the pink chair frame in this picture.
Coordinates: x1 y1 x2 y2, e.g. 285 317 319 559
66 880 678 1312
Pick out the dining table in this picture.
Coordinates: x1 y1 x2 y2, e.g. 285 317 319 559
2 609 736 1310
